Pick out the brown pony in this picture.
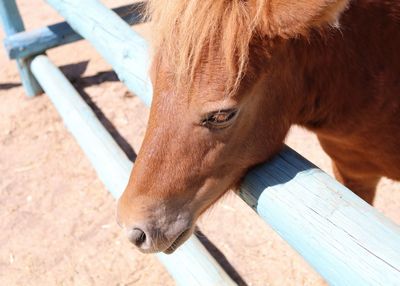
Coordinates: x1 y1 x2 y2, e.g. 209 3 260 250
117 0 400 253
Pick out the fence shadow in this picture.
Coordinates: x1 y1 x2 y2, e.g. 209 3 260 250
0 82 21 90
195 228 248 286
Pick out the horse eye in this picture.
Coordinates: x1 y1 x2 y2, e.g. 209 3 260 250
201 109 238 129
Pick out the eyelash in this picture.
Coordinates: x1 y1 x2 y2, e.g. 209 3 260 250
201 109 238 129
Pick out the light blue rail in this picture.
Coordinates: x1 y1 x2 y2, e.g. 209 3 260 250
2 0 400 285
45 0 153 107
4 2 146 59
0 0 42 96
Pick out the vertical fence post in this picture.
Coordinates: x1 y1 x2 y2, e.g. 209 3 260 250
0 0 42 96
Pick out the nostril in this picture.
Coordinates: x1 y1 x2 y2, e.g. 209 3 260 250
127 228 147 247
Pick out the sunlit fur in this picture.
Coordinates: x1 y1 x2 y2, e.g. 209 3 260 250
146 0 349 95
118 0 400 253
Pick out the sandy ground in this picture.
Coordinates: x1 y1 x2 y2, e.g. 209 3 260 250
1 1 399 285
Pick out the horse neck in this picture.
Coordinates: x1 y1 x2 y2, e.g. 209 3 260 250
286 31 356 132
278 2 400 136
276 32 371 135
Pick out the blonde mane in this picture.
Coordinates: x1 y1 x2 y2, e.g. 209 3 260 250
146 0 266 95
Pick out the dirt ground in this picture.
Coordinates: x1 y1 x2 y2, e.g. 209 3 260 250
1 1 399 285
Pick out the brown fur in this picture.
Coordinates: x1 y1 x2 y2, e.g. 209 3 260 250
147 0 349 95
118 0 400 253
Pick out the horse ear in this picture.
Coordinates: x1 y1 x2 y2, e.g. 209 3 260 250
263 0 350 37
